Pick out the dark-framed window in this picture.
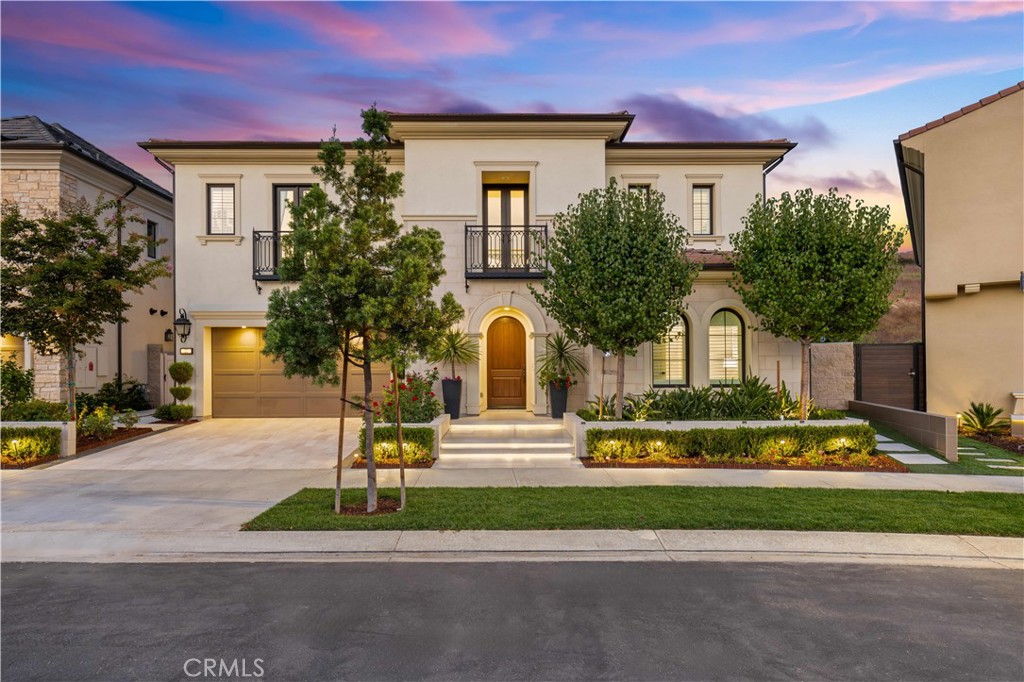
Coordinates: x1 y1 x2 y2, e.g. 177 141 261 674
653 319 689 387
146 220 157 259
692 184 713 235
709 308 745 385
207 184 235 235
482 184 528 268
628 183 651 198
273 185 312 234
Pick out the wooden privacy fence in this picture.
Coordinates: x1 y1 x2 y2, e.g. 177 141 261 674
854 343 924 411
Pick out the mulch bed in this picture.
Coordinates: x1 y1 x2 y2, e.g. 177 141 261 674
77 427 153 454
581 455 909 473
1 454 60 469
352 459 434 469
335 498 402 516
969 433 1024 455
152 419 200 425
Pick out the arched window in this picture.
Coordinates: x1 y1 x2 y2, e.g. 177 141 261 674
652 319 688 387
709 309 745 385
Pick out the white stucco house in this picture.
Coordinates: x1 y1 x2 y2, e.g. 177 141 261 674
141 112 801 418
2 115 175 406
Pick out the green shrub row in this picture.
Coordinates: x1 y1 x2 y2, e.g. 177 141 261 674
358 426 434 464
1 426 62 462
1 399 69 422
586 424 877 464
578 377 847 422
154 404 193 421
77 376 151 413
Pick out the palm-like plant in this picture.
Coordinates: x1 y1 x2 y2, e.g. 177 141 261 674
960 402 1009 436
537 332 587 387
428 329 480 380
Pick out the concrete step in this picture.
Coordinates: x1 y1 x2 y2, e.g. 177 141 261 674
433 456 582 469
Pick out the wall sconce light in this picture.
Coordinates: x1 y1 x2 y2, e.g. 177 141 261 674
173 308 192 343
160 310 168 317
164 329 173 343
149 308 158 315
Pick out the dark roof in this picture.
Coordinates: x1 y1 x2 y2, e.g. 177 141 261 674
898 82 1023 141
2 115 170 200
386 111 632 121
140 139 400 150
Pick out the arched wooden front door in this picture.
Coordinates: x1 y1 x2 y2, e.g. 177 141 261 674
487 316 526 409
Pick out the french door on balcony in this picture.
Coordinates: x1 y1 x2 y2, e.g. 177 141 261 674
483 185 528 269
274 184 310 266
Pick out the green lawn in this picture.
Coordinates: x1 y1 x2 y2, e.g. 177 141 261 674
861 418 1024 476
243 486 1024 536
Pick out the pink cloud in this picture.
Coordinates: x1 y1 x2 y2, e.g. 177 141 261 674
0 3 239 74
244 2 509 65
774 169 897 195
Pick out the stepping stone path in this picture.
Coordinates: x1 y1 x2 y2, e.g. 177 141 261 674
876 443 919 453
877 438 947 465
956 445 1023 470
977 458 1016 463
989 465 1024 470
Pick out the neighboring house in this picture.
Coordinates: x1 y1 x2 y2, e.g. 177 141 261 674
141 112 800 418
1 116 175 406
895 83 1024 434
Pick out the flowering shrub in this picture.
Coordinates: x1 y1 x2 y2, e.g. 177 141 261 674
78 405 116 440
374 368 443 424
546 375 577 391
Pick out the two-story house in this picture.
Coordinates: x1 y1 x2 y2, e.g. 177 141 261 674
1 116 175 406
141 112 800 419
895 83 1024 434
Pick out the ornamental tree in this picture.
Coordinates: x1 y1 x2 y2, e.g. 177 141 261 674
0 198 169 420
262 106 456 513
729 188 903 419
532 180 701 419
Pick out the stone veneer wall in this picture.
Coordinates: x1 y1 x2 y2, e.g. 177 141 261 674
31 353 68 402
1 169 61 219
810 342 855 410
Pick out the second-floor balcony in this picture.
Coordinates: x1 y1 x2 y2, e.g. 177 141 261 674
253 231 284 281
465 224 547 279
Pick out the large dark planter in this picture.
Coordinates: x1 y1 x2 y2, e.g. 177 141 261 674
549 382 569 419
441 378 462 420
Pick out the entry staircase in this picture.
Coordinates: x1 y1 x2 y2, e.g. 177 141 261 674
435 415 581 469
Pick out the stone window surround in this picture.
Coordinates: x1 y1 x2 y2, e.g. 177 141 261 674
686 173 725 246
198 173 242 245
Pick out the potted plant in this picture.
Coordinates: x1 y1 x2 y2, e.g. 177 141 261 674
428 329 479 419
538 332 587 419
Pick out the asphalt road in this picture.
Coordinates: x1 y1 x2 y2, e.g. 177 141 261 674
2 562 1022 682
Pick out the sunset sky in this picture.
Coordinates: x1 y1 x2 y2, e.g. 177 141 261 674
2 1 1021 227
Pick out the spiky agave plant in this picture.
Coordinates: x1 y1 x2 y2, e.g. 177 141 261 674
959 402 1009 436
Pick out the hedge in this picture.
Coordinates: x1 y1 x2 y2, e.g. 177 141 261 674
586 424 878 465
1 426 62 463
358 426 434 464
2 399 69 422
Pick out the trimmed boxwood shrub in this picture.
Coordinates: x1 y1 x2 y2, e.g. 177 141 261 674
1 426 61 463
154 404 194 421
2 399 69 422
586 424 877 465
358 426 434 464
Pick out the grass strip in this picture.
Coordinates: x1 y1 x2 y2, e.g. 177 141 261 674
243 486 1024 536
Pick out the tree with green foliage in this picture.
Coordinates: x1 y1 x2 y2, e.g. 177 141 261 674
0 198 169 420
532 180 701 419
730 188 902 420
262 106 457 513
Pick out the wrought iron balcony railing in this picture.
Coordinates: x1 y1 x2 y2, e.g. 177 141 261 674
465 224 548 279
253 231 283 281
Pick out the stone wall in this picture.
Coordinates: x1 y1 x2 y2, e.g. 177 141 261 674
1 169 61 218
810 342 855 409
32 352 68 402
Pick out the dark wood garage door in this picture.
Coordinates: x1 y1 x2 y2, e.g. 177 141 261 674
211 328 389 417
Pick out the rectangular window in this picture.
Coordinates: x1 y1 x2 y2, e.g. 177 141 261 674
274 185 311 233
652 324 688 387
628 183 651 197
146 220 157 259
207 185 235 235
692 185 713 235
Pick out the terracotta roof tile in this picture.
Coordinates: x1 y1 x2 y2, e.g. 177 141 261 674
899 82 1023 141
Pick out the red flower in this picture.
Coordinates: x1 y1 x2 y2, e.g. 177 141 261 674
372 401 378 407
412 396 419 401
428 392 435 397
399 384 407 390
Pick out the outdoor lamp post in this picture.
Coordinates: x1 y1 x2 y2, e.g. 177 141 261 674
173 309 192 343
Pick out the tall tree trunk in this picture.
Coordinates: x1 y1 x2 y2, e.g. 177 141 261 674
335 343 350 515
799 337 812 421
65 348 77 421
363 340 377 513
393 363 406 511
598 353 606 421
615 351 625 420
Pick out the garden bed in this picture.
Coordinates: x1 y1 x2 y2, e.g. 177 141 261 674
77 427 152 453
581 455 907 473
0 453 60 469
352 457 433 469
969 432 1024 455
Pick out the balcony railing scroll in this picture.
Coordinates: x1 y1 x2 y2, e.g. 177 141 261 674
465 224 548 279
253 231 282 281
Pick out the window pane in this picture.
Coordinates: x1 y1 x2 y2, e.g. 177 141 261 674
653 323 688 386
146 221 157 259
693 185 712 235
509 189 526 225
709 310 743 384
485 190 502 227
208 186 234 234
629 184 651 197
277 188 296 233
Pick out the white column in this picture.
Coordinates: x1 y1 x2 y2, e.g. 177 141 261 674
1012 392 1024 437
466 332 483 415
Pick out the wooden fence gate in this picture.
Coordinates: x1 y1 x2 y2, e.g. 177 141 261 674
854 343 924 411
